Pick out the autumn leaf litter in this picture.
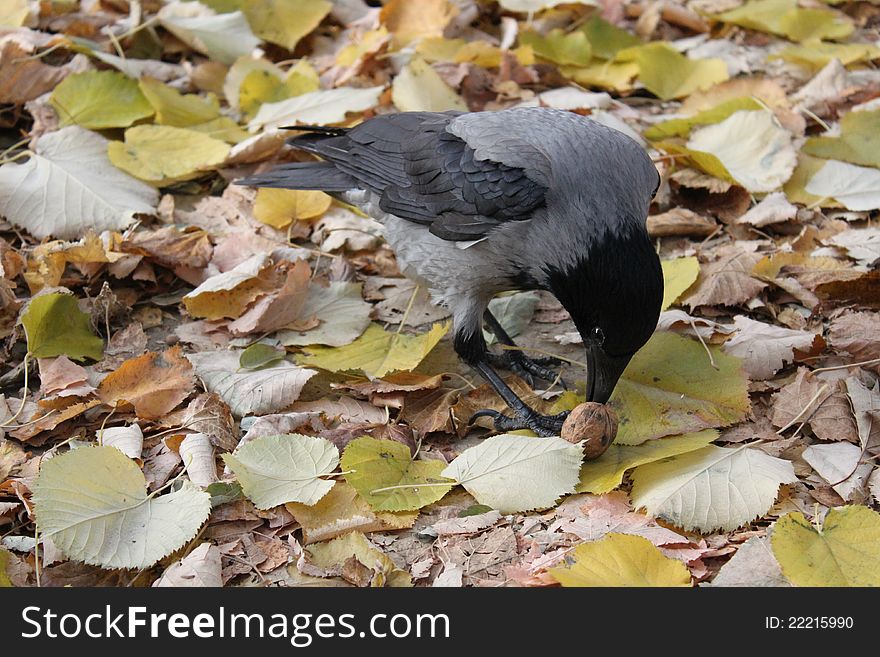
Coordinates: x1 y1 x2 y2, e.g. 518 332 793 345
0 0 879 588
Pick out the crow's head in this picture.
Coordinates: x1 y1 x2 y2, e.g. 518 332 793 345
539 154 663 403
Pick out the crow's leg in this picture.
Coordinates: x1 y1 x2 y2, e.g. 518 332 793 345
469 361 569 437
483 310 565 388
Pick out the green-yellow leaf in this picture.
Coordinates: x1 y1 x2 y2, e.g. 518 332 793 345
21 293 103 361
579 16 640 60
108 125 231 185
549 533 692 587
239 342 286 369
392 56 467 113
771 506 880 586
644 97 764 141
577 430 717 494
715 0 852 42
661 257 700 311
341 437 453 512
783 153 829 206
771 41 880 72
297 322 449 378
222 434 339 509
803 110 880 168
253 188 332 228
0 548 12 587
138 77 221 127
611 332 749 445
243 0 331 51
519 29 592 67
50 71 154 129
30 446 210 569
635 43 728 101
631 444 796 532
441 434 583 513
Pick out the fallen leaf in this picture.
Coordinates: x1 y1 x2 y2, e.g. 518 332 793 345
342 437 453 512
803 109 880 168
805 159 880 211
549 533 691 587
392 56 466 113
108 125 231 185
722 315 822 380
683 246 766 308
31 446 210 569
253 188 332 228
441 434 583 513
223 433 339 509
630 444 796 532
661 256 700 311
771 370 859 443
829 311 880 367
50 70 153 129
248 86 383 132
0 126 157 240
154 542 222 587
277 282 372 347
183 254 273 320
298 322 449 378
158 2 260 65
98 347 194 420
179 433 218 488
635 42 728 101
227 259 311 335
577 430 717 494
243 0 330 51
715 0 852 42
802 442 870 502
98 424 144 459
520 29 592 67
771 506 880 586
21 292 104 361
707 535 790 587
380 0 457 48
301 531 411 587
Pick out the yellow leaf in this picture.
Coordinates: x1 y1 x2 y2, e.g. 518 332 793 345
549 533 692 586
803 109 880 168
298 322 449 378
771 506 880 586
519 29 592 67
0 0 28 27
336 27 390 67
715 0 852 42
611 332 749 445
287 481 418 544
392 56 467 113
243 0 331 51
284 59 320 97
108 125 231 185
635 43 728 101
139 77 220 127
661 256 700 311
644 97 764 140
772 41 880 72
304 531 412 587
577 430 717 494
561 60 639 92
50 71 154 129
783 153 833 207
254 188 332 228
579 16 641 60
380 0 458 49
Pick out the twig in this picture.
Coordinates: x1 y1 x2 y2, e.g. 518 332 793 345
811 357 880 373
688 318 718 370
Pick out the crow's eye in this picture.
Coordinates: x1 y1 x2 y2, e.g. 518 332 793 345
591 326 605 342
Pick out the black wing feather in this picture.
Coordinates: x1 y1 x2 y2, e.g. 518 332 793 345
238 113 547 241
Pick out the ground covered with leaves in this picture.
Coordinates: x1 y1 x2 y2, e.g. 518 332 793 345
1 0 879 588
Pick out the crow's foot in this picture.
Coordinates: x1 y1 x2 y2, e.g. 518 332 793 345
469 408 570 437
486 351 566 389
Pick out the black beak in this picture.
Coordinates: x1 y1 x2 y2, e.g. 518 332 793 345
585 345 632 404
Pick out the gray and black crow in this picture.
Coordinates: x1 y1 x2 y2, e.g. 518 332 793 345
239 108 664 436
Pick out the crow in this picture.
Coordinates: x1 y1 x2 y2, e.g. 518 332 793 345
238 108 664 436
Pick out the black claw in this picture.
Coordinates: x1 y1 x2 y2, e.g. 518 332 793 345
486 351 566 388
468 408 570 437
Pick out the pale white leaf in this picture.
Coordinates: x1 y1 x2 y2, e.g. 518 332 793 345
827 227 880 267
277 282 372 347
441 434 583 513
869 467 880 504
179 432 218 488
722 315 820 380
630 445 796 532
687 110 797 193
803 442 871 501
154 542 222 587
706 535 790 587
483 292 540 345
248 86 383 133
98 424 144 459
31 446 211 569
158 2 260 65
845 376 880 450
498 0 597 10
805 160 880 211
0 126 157 239
187 350 317 417
737 192 798 227
223 433 339 509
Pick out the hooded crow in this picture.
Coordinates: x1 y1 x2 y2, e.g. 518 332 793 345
238 108 664 437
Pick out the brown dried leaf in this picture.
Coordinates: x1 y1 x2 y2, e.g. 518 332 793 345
684 246 766 308
771 369 858 443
